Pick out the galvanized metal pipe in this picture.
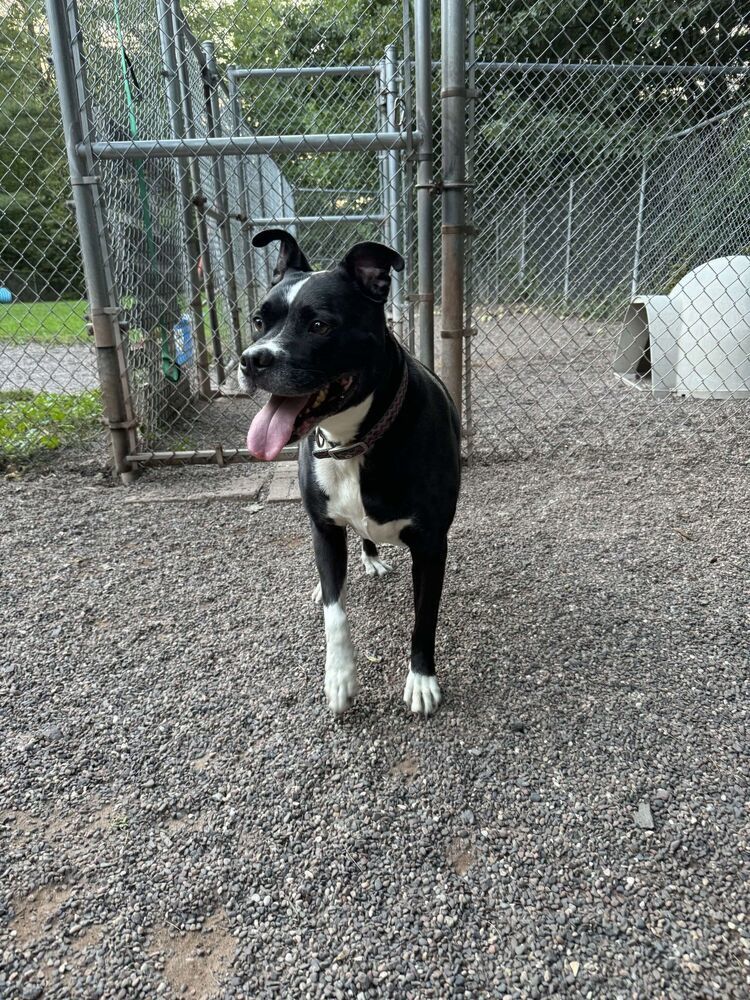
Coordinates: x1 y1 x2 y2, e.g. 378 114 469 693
464 0 476 456
473 59 749 77
563 176 575 304
242 213 388 227
231 59 748 81
384 44 404 343
230 65 380 80
401 0 417 353
440 0 466 411
172 16 224 386
631 157 648 299
157 0 211 398
658 95 750 142
84 131 420 159
46 0 138 483
228 69 257 322
202 41 243 358
413 0 435 369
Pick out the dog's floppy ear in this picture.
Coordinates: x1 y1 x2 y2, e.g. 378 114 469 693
251 229 312 285
341 241 405 303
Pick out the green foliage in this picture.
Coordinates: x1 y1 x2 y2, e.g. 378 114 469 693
0 1 84 299
0 389 102 465
475 0 750 192
0 300 89 344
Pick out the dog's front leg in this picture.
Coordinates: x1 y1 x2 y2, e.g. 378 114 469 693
311 520 359 715
404 539 447 716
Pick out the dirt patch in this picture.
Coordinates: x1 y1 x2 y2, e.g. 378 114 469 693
447 839 475 877
1 810 40 837
191 752 215 772
151 912 235 998
390 753 419 780
11 885 72 948
69 924 102 953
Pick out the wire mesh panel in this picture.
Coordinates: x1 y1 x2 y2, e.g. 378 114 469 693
0 0 102 469
7 0 424 472
31 0 422 472
468 1 750 461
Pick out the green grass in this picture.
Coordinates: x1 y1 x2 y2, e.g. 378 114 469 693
0 388 102 466
0 300 89 345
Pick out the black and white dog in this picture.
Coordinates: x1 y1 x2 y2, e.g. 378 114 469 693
239 230 460 716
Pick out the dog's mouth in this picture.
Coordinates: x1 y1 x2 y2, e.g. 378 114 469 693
247 374 358 461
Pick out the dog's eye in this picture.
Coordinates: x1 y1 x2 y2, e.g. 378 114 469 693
309 320 330 335
252 316 264 333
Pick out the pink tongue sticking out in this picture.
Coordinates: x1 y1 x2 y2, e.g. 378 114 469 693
247 394 310 461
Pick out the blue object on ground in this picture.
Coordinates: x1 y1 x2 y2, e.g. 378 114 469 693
173 314 193 366
0 287 12 304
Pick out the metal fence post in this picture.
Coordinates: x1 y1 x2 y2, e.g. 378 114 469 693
413 0 435 369
376 60 389 258
464 0 477 456
172 24 225 387
440 0 466 411
632 156 648 299
563 175 575 305
228 71 257 316
202 41 244 360
157 0 210 399
384 44 404 343
46 0 138 483
400 0 416 354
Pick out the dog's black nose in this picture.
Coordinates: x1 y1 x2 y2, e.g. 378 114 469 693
240 347 275 373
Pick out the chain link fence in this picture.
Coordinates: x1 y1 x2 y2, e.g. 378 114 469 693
1 0 426 473
0 0 100 468
467 1 750 460
2 0 750 473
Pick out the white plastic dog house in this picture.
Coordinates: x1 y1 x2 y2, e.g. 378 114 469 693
614 255 750 399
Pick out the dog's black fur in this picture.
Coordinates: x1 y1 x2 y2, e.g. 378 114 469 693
240 230 460 715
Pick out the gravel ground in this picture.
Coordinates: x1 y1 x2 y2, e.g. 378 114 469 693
1 442 749 999
469 310 749 461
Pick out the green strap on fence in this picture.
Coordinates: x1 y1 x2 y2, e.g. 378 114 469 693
113 0 180 384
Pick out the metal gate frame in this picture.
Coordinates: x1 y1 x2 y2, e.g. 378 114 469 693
46 0 450 483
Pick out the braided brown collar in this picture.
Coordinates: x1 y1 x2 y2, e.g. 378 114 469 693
312 361 409 461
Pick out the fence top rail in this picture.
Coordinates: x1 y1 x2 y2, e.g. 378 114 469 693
231 59 749 82
230 64 381 80
473 59 750 78
658 95 750 143
83 131 420 160
242 214 387 227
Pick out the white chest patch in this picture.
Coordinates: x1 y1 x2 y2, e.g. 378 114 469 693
313 396 412 546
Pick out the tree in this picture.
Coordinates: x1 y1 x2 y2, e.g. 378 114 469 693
0 0 84 299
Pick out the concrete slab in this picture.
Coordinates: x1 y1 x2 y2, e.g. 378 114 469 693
266 462 301 502
121 475 265 505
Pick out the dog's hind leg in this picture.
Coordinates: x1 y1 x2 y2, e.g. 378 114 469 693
360 538 392 578
311 520 359 715
403 537 447 716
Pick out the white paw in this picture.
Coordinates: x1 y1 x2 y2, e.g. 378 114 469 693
361 552 392 578
325 664 359 715
403 671 442 716
311 582 322 604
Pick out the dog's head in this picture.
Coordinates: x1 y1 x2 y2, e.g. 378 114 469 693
240 229 404 460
